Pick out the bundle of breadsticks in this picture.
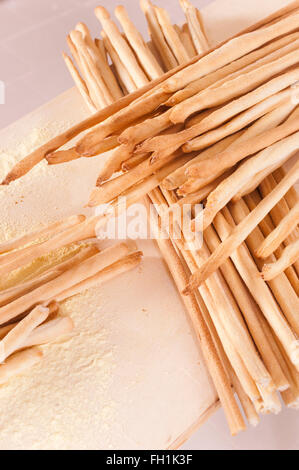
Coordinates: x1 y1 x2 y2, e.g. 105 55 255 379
1 0 299 435
0 214 142 385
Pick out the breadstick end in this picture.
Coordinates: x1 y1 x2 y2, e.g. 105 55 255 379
95 6 110 20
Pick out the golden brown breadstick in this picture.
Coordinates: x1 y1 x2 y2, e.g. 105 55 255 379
0 243 130 326
273 167 299 209
179 0 209 54
163 12 299 92
256 201 299 259
0 305 49 362
140 0 178 70
115 5 163 80
0 347 43 384
167 32 299 106
154 6 190 65
262 240 299 281
186 159 299 291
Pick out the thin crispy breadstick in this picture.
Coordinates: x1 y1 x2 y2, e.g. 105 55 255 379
22 316 74 349
167 32 299 106
0 244 99 307
62 52 97 112
115 6 163 80
273 167 299 209
0 214 85 255
179 0 209 54
146 197 246 435
121 153 148 171
262 240 299 280
56 251 142 301
0 243 130 326
0 305 49 362
163 12 299 92
76 22 123 101
95 6 149 88
205 222 289 392
155 6 190 65
0 347 43 384
233 194 299 335
140 0 178 70
186 160 299 291
187 113 299 179
199 132 299 230
257 201 299 258
180 23 197 58
46 135 119 164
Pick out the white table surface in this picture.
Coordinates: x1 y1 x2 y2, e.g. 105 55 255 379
0 0 298 450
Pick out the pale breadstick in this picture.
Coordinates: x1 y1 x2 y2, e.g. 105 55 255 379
235 194 299 333
115 5 163 80
186 160 299 291
23 317 74 348
211 211 299 371
0 305 49 362
0 347 43 385
46 136 119 164
154 6 190 65
257 201 299 258
55 251 143 301
262 240 299 280
146 197 246 435
0 243 130 326
179 0 209 54
167 32 299 106
0 214 85 255
163 12 299 92
205 223 289 392
188 112 299 179
62 52 96 113
101 31 137 94
95 6 148 88
140 0 178 70
0 244 98 307
273 167 299 208
199 132 299 231
76 22 123 101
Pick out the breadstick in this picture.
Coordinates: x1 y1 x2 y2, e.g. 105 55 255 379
140 0 178 71
95 6 148 88
262 240 299 281
233 194 299 334
163 12 299 92
0 347 43 384
179 0 209 54
0 244 98 307
210 211 299 370
56 251 143 301
167 32 299 106
0 214 85 255
187 113 299 179
154 6 190 65
205 223 289 392
180 23 197 58
256 201 299 258
22 317 74 348
0 243 130 326
46 135 119 165
199 132 299 230
137 75 297 160
186 160 299 291
62 52 97 113
121 153 148 171
0 305 49 362
114 6 163 80
145 197 246 435
273 167 299 209
76 22 123 101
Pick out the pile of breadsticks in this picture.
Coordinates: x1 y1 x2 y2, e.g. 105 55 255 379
1 0 298 435
0 214 142 385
